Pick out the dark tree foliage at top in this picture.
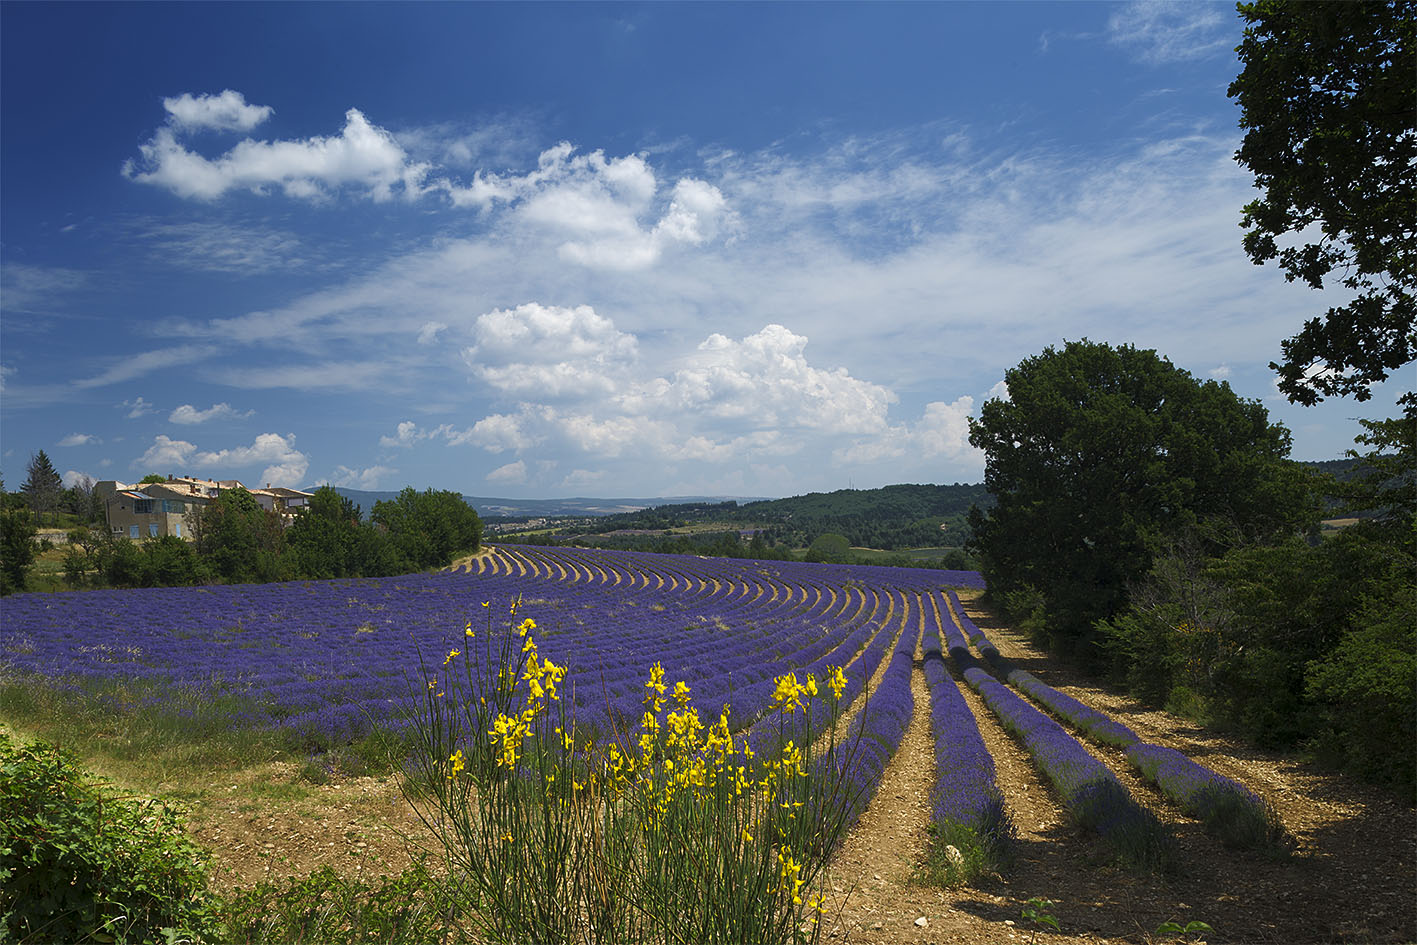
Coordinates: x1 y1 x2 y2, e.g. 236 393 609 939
1229 0 1416 409
967 340 1318 653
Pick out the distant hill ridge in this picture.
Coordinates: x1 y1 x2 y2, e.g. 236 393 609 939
330 488 770 519
335 458 1357 523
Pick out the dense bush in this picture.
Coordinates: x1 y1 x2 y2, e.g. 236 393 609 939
371 487 482 572
968 340 1317 658
0 731 218 943
0 508 37 595
1098 523 1416 795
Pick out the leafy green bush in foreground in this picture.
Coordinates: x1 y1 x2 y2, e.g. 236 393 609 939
0 731 218 944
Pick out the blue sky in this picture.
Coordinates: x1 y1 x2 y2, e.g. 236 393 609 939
1 2 1403 499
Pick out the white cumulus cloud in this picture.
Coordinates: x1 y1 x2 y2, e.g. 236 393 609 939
61 470 96 489
464 302 638 397
137 434 198 471
665 324 896 435
445 144 730 269
833 396 979 466
486 460 527 484
162 90 273 132
169 402 254 425
125 104 430 202
444 414 535 453
56 432 99 447
379 420 424 449
190 432 310 487
324 464 397 490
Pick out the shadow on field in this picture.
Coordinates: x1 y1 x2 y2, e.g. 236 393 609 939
944 824 1158 942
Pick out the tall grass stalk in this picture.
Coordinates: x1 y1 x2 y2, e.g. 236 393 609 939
402 599 865 944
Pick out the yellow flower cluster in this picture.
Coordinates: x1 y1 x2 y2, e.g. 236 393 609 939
644 661 667 714
478 619 567 770
770 666 845 714
777 850 804 904
772 669 826 714
432 609 850 936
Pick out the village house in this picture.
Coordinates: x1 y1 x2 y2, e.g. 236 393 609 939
93 477 314 541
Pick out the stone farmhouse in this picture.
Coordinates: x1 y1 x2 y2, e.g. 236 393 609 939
93 477 314 541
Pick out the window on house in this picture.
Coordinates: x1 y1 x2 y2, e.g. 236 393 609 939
149 523 159 538
134 499 154 514
129 525 139 539
174 522 182 538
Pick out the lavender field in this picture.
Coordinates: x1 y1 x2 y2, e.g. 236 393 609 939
5 544 1411 944
0 542 1281 867
0 545 983 750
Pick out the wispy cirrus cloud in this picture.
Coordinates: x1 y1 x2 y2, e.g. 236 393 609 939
130 220 319 273
121 397 156 419
0 262 89 317
1106 1 1235 64
211 359 403 391
74 345 219 389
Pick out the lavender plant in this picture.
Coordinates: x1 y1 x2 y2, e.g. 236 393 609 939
963 666 1175 872
920 600 1013 883
949 590 1286 852
1125 743 1289 851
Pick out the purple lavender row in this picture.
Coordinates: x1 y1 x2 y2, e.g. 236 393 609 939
962 665 1175 871
946 591 1136 745
509 545 985 597
742 590 909 756
1124 744 1288 850
921 600 1012 866
824 619 922 832
946 594 1283 849
1003 671 1139 748
945 590 998 663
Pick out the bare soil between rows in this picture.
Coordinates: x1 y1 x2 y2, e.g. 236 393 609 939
175 597 1415 944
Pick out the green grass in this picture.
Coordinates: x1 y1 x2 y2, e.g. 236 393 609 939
0 675 405 793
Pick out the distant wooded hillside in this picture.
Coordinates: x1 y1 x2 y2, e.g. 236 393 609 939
576 483 992 551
